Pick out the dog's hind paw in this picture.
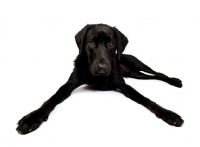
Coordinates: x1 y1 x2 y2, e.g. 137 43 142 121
168 77 183 88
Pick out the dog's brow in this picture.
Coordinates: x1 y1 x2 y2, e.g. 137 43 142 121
105 35 112 39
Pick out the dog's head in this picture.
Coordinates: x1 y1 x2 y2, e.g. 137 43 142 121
75 24 128 76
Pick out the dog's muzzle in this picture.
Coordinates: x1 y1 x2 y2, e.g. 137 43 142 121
96 63 108 74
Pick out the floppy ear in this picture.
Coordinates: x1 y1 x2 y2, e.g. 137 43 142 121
75 25 91 53
113 28 128 61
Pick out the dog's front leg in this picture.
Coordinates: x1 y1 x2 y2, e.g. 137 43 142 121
16 71 83 135
118 83 184 127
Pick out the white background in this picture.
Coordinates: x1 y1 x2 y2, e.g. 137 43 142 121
0 0 200 146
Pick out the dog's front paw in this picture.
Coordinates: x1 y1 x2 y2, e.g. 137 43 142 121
156 109 184 127
168 77 182 88
16 110 48 135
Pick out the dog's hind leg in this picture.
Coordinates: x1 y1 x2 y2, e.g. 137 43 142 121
120 54 182 88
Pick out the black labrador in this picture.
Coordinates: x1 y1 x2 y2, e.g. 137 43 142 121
16 24 184 135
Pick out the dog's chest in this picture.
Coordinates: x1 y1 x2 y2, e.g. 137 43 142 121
86 76 116 91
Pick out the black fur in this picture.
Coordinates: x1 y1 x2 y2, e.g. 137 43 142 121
16 24 184 135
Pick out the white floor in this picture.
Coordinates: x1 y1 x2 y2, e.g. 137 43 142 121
1 1 200 147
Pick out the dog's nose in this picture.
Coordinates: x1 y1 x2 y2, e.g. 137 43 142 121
96 64 108 74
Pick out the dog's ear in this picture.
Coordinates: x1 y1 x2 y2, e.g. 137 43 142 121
113 27 128 61
75 24 91 53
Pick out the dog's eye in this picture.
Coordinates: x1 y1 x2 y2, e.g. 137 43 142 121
88 41 95 47
108 42 114 48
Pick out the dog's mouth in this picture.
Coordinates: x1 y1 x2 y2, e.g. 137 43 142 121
95 73 110 76
90 71 111 77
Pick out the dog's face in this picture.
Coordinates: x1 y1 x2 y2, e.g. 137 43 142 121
84 25 117 76
75 24 128 76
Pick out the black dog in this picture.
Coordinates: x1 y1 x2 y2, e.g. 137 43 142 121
16 24 184 135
